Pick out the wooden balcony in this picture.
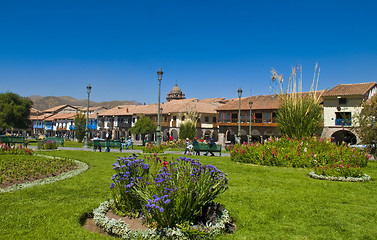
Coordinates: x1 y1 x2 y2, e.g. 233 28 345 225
217 122 279 127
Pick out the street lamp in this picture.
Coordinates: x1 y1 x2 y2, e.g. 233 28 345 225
248 101 253 144
156 68 163 146
237 87 242 143
84 84 92 148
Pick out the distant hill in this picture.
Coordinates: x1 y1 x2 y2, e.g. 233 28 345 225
29 95 141 111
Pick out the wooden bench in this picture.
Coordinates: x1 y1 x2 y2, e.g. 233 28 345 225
93 140 123 152
45 137 64 146
0 135 27 146
193 143 222 156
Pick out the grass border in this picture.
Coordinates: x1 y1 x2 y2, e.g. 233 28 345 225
0 154 89 193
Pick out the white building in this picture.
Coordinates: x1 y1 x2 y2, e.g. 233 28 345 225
321 82 377 144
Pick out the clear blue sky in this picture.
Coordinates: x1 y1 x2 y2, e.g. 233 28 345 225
1 0 376 104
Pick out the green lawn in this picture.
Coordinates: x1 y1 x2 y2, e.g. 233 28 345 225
1 150 376 239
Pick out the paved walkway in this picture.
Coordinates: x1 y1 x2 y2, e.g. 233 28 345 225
28 146 231 157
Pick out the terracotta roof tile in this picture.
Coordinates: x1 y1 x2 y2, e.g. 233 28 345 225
98 98 226 116
217 91 324 111
323 82 376 97
44 112 77 121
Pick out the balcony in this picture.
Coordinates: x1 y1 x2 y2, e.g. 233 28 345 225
335 119 352 126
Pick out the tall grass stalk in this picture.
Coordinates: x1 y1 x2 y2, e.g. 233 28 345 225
271 64 323 138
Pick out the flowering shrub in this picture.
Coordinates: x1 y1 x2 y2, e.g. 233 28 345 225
143 142 166 153
0 143 33 155
225 144 234 152
231 136 369 169
313 162 363 178
161 139 186 149
38 140 58 150
110 154 228 229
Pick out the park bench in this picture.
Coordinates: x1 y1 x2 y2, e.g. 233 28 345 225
44 137 64 146
193 142 222 156
0 135 27 147
93 140 123 152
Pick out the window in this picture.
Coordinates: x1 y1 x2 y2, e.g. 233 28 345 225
213 117 216 123
335 112 352 126
231 113 238 123
224 113 230 123
255 113 262 123
240 113 247 123
338 98 347 105
205 116 209 122
263 112 272 123
173 116 177 121
272 112 278 123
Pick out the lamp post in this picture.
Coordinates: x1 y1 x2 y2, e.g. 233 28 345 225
237 88 242 143
156 68 163 146
36 111 39 137
84 84 92 148
248 101 253 144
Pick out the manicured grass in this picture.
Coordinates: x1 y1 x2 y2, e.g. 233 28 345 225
1 150 376 239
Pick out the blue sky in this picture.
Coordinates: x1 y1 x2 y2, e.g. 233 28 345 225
1 0 376 104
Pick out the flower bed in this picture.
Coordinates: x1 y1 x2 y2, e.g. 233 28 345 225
231 136 369 168
143 142 166 153
308 171 371 182
93 200 232 239
103 154 231 238
0 155 89 193
0 143 33 155
38 140 58 150
231 136 371 180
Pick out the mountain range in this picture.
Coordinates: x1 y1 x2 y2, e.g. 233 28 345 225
29 95 141 111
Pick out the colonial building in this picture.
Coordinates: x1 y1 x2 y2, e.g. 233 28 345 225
216 94 280 144
97 98 226 143
321 82 377 144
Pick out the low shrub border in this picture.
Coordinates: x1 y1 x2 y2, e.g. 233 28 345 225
93 200 232 239
308 171 371 182
0 155 89 193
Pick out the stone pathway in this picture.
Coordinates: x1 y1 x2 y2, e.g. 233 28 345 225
28 146 231 157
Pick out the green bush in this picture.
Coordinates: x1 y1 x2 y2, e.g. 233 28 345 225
38 140 58 150
110 155 228 228
231 136 369 169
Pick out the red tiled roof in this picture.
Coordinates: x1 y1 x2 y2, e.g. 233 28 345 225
44 112 77 121
98 98 226 116
323 82 376 97
217 91 324 111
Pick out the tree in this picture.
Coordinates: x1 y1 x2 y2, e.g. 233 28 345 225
179 108 200 140
272 65 323 139
353 95 377 154
179 120 196 140
0 92 33 133
74 113 86 142
129 116 156 145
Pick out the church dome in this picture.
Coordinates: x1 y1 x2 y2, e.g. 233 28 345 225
166 83 186 102
170 84 182 94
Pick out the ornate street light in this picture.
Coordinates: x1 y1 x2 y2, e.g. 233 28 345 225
156 68 163 146
84 84 92 148
248 100 253 144
237 87 242 143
